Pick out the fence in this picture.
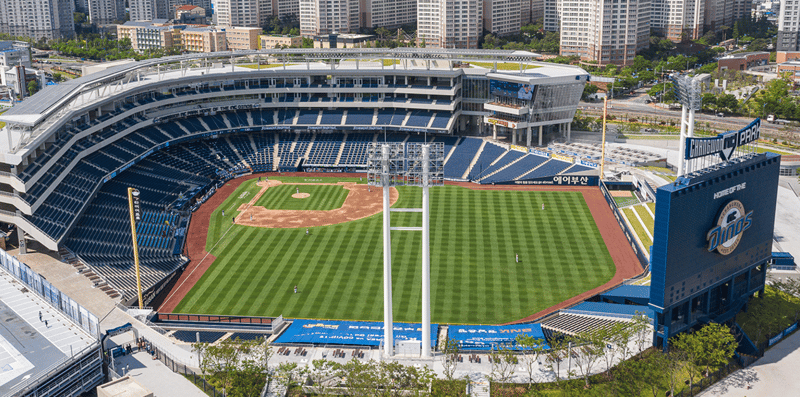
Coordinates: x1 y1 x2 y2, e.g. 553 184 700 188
670 361 739 397
599 181 650 272
139 336 225 396
0 248 100 338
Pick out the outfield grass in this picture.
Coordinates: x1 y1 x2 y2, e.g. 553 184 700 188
176 178 615 324
622 208 652 254
646 202 655 214
633 205 654 234
254 184 349 210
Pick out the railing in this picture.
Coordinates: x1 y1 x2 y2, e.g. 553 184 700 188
139 336 224 396
0 249 100 338
599 181 650 272
2 342 100 397
156 312 275 325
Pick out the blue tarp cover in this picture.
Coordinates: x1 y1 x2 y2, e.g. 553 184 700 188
600 285 651 300
448 324 549 350
275 319 438 347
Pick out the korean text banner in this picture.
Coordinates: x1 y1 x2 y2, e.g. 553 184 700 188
449 324 549 350
275 319 438 347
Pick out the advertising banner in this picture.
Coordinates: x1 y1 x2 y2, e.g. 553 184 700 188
531 149 550 158
275 319 438 347
551 153 574 163
485 117 518 129
505 175 598 186
490 80 535 100
449 324 549 350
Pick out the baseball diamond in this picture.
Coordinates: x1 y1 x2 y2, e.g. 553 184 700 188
162 175 635 325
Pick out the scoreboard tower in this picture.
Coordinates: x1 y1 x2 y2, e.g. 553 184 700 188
649 121 781 347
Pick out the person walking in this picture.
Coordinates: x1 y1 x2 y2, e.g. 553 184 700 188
222 210 225 217
296 187 300 194
232 216 235 223
541 203 545 210
294 285 298 294
515 253 519 263
306 228 309 236
39 311 42 321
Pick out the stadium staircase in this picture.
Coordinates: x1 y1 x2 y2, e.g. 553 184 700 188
303 134 317 165
442 137 461 164
462 140 487 180
59 247 121 299
541 312 630 337
334 134 347 165
273 133 280 167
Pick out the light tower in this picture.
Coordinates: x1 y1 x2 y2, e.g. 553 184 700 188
367 141 444 357
671 74 702 176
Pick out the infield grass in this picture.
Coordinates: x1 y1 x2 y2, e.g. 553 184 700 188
177 178 616 324
254 184 349 210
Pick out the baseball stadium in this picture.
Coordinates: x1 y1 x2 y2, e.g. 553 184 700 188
0 48 783 394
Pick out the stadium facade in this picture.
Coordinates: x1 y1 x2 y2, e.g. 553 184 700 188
0 49 590 303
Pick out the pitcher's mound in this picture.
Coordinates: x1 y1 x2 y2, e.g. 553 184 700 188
292 193 311 199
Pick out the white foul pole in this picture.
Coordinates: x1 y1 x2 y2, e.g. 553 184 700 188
421 145 431 357
678 105 688 176
382 145 394 356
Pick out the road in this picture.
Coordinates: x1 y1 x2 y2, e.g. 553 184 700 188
578 94 798 143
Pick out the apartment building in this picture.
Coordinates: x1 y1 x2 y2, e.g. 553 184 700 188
183 27 228 52
361 0 417 28
0 0 75 40
300 0 360 37
532 0 544 23
484 0 521 36
650 0 704 41
559 0 649 65
87 0 126 24
225 26 261 50
213 0 273 27
778 0 800 62
418 0 482 49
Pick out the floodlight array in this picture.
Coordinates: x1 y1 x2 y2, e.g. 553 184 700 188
406 142 445 187
671 74 702 111
367 143 405 186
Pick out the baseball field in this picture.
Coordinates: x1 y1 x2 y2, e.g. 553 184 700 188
171 175 618 324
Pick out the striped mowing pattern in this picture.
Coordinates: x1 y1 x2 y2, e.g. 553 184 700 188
254 184 349 211
176 180 615 325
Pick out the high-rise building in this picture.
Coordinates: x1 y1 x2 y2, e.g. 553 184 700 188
361 0 417 29
559 0 649 65
650 0 703 41
417 0 482 49
213 0 273 27
88 0 125 24
704 0 737 33
531 0 544 23
543 0 560 31
300 0 360 37
0 0 75 40
130 0 173 21
521 0 532 26
778 0 800 62
275 0 300 18
484 0 521 36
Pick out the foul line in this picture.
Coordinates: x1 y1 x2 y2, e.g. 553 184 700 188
160 221 237 309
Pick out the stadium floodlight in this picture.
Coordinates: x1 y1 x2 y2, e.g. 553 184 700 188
367 142 443 358
405 142 444 358
670 74 703 176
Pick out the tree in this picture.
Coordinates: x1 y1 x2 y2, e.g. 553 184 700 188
488 343 518 384
693 323 737 374
716 94 739 113
544 336 571 383
664 348 688 397
571 328 608 388
27 80 39 97
441 337 460 381
582 84 599 100
516 334 547 387
702 93 717 111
